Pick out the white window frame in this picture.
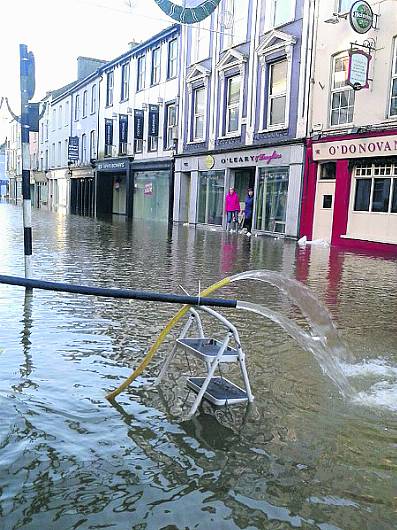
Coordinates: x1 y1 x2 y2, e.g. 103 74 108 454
192 86 206 142
151 47 161 85
337 0 356 14
82 90 88 117
225 74 241 134
266 59 288 129
106 71 114 106
137 56 146 91
350 163 397 215
65 100 70 126
64 139 68 164
166 103 177 149
57 141 61 167
91 85 97 114
81 133 87 164
272 0 296 28
388 38 397 118
168 38 178 79
121 63 130 101
74 95 80 121
148 135 158 152
90 130 96 159
329 53 355 127
52 108 56 130
191 18 211 64
58 105 62 129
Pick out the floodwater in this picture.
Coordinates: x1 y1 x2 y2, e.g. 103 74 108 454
0 202 396 530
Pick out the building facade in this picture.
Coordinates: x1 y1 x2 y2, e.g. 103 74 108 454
0 142 7 197
301 0 397 253
96 24 180 222
173 0 311 238
5 120 21 202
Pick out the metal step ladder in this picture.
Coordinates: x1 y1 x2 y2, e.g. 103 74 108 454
155 306 254 417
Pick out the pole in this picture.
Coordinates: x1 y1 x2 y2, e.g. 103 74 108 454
19 44 33 280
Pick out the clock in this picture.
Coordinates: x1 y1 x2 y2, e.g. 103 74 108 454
154 0 222 24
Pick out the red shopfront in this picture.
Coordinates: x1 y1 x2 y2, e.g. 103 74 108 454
300 130 397 254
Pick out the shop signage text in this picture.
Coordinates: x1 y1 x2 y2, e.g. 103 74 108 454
97 160 129 171
313 135 397 161
134 109 144 140
68 136 79 161
220 150 282 165
349 1 373 34
144 182 153 195
348 50 371 90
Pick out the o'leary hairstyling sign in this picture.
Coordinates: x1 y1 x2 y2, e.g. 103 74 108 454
348 49 371 90
153 0 222 23
349 1 373 34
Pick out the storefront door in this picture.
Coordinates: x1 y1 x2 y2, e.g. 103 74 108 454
112 176 127 215
197 171 225 225
312 181 335 242
230 168 255 212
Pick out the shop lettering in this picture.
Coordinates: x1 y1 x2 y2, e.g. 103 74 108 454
328 140 397 157
220 150 282 165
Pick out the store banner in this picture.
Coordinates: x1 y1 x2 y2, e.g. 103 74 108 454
119 114 128 144
68 136 79 161
105 118 113 147
348 50 371 90
134 109 144 139
148 105 159 137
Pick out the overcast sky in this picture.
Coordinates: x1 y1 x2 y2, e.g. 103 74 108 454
0 0 171 139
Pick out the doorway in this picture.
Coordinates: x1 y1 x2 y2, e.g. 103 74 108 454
230 168 255 212
312 162 336 242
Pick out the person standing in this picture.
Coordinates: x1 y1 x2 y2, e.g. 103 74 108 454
243 188 254 236
225 187 240 232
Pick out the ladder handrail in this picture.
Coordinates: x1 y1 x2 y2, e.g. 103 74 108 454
192 306 241 347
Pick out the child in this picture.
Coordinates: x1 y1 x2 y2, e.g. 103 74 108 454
243 188 254 236
225 187 240 232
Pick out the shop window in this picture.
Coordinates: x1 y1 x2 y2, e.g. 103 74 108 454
322 195 333 209
372 178 391 212
354 178 371 211
391 181 397 213
268 60 288 128
255 167 289 233
197 171 225 225
319 162 336 180
353 163 397 213
226 75 241 134
330 54 355 126
133 170 170 222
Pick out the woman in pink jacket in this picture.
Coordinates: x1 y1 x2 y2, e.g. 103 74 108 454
225 187 240 232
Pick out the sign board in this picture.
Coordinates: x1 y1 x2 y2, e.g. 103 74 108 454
134 109 144 139
144 182 153 195
119 114 128 144
68 136 79 161
349 1 373 34
105 118 113 147
97 159 129 171
348 50 371 90
313 135 397 161
148 105 159 137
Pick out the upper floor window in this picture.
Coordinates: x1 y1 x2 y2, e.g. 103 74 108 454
389 39 397 117
226 75 241 134
191 19 211 63
81 134 87 164
90 130 96 159
330 54 355 126
74 95 80 120
91 85 97 113
58 105 62 129
121 63 130 101
106 71 114 106
166 103 177 149
168 39 178 79
338 0 356 13
137 56 146 91
151 47 161 85
193 87 205 141
65 101 70 126
273 0 295 27
52 108 56 130
82 90 88 117
268 60 288 127
222 0 249 49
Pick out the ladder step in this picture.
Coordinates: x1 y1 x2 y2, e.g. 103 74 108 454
187 376 248 406
177 338 239 363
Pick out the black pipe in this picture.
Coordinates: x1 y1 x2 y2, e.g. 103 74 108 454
0 275 237 308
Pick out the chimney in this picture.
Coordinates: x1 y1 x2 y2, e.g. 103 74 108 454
128 39 141 50
77 57 108 80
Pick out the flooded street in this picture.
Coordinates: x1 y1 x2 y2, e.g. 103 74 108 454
0 202 396 530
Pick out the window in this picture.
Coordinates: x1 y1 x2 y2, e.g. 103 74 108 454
74 95 80 121
323 195 333 209
319 162 336 180
330 54 355 126
52 108 56 130
65 101 70 126
57 141 61 167
151 47 161 85
222 0 249 49
137 56 146 91
353 163 397 213
82 90 88 117
273 0 295 26
91 85 97 113
197 171 225 225
90 130 96 159
135 139 143 153
58 105 62 129
338 0 356 13
64 139 68 164
268 60 288 127
389 39 397 117
166 103 177 149
168 39 178 78
191 18 211 63
193 87 205 141
51 143 55 167
226 75 241 134
106 71 114 106
81 134 87 164
255 167 289 233
121 63 130 101
148 136 158 152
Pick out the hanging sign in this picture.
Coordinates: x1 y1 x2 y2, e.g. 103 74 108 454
134 109 144 139
148 105 159 137
348 49 371 90
153 1 222 24
68 136 79 161
119 114 128 144
105 118 113 147
349 1 373 34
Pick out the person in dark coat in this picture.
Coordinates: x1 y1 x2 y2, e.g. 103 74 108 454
243 188 254 236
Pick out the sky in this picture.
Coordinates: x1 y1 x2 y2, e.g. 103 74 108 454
0 0 172 140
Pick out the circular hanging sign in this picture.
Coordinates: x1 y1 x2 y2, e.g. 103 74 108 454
349 1 374 34
154 0 222 24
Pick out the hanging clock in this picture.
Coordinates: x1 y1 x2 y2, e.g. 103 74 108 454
154 0 222 24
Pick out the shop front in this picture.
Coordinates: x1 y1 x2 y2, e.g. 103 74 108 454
96 158 132 217
301 131 397 253
174 143 304 238
70 167 95 216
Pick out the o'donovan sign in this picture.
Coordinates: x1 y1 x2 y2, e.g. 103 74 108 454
313 135 397 161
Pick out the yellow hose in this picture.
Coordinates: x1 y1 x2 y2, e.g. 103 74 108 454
106 277 231 400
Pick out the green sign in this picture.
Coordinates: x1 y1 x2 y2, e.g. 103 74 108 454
154 0 222 24
349 1 373 34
